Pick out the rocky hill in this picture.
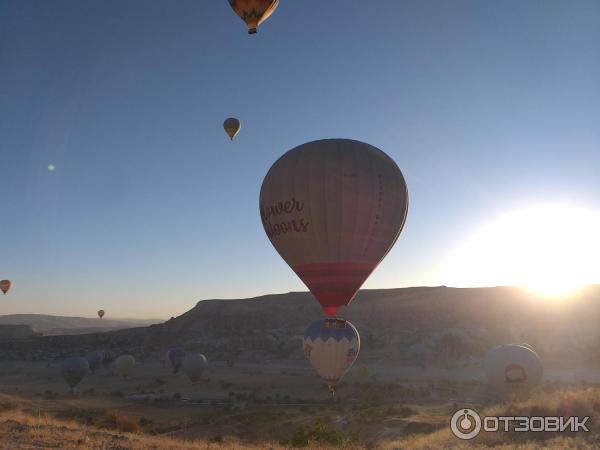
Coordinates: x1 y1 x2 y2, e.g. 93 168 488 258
1 286 600 366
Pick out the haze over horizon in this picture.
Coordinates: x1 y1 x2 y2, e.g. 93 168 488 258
2 1 599 318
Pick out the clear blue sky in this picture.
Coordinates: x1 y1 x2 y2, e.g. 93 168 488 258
1 1 599 318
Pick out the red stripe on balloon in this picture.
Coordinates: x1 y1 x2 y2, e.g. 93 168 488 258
294 262 375 316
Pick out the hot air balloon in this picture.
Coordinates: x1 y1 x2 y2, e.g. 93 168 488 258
260 139 409 317
223 118 241 140
61 357 89 391
166 347 186 374
483 344 543 391
115 354 135 379
102 350 117 370
97 310 105 319
182 353 208 383
228 0 279 34
86 351 104 373
0 280 11 295
303 318 360 395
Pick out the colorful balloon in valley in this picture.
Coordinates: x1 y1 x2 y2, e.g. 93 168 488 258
182 353 208 383
115 355 135 379
0 280 11 295
260 139 409 316
61 357 89 390
483 344 543 391
166 347 186 374
85 351 104 372
228 0 279 34
223 118 241 140
102 351 117 370
303 318 360 395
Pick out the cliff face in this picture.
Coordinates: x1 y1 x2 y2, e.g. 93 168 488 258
0 324 41 340
0 286 599 366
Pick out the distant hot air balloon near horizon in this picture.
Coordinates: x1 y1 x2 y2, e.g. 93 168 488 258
116 354 135 379
228 0 279 34
166 347 186 374
97 310 105 319
182 353 208 383
223 118 241 140
484 344 543 392
303 318 360 396
0 280 12 295
260 139 409 317
61 357 89 391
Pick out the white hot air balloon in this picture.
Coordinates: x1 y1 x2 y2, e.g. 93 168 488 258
483 344 543 392
182 353 208 383
303 318 360 395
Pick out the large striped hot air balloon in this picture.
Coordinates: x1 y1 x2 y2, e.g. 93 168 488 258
228 0 279 34
483 344 543 392
0 280 11 295
303 318 360 395
260 139 409 317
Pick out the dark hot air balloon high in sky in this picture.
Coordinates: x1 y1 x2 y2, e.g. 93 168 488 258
97 310 105 319
260 139 409 316
0 280 11 295
223 118 241 140
228 0 279 34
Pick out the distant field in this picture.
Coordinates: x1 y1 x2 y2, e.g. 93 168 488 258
1 360 599 449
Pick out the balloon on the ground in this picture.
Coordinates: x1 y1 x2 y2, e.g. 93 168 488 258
85 351 104 372
260 139 409 316
166 347 186 374
102 351 117 370
97 310 105 319
182 353 208 383
0 280 11 295
303 318 360 394
223 118 241 140
484 344 543 391
228 0 279 34
115 355 135 378
61 357 89 389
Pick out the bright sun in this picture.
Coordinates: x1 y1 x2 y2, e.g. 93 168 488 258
444 204 600 297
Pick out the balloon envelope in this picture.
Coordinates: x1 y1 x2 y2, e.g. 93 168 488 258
166 347 186 374
484 344 543 391
61 357 89 388
115 355 135 378
182 353 208 383
260 139 409 316
303 318 360 393
86 351 104 372
0 280 11 295
223 118 241 140
228 0 279 34
97 310 105 319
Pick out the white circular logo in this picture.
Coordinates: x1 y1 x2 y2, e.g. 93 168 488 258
451 408 481 440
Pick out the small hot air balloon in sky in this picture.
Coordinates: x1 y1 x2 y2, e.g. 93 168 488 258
116 354 135 379
61 357 89 391
228 0 279 34
260 139 409 316
483 344 543 391
223 118 241 140
303 318 360 395
166 347 186 374
86 351 104 373
97 310 105 319
182 353 208 383
0 280 12 295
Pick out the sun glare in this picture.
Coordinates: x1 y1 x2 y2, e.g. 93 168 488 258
444 204 600 297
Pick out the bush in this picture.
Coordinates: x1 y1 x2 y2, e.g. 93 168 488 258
138 416 153 427
286 422 347 447
104 410 140 433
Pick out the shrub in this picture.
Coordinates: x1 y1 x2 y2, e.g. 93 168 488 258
286 422 347 447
